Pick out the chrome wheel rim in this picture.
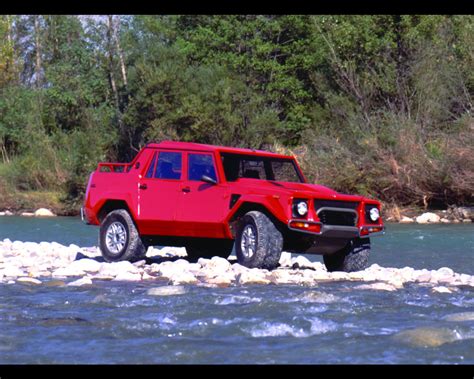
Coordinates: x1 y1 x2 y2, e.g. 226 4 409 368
241 224 257 259
105 222 127 254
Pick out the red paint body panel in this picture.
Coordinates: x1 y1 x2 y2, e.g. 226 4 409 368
83 141 384 245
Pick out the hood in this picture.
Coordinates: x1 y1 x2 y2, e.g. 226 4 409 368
233 178 364 202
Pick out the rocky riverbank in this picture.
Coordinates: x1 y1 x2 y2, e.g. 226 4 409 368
1 238 473 292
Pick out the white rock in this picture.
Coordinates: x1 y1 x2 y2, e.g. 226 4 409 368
0 212 5 216
416 212 440 224
399 216 414 223
291 255 314 269
205 273 234 287
52 266 85 277
170 271 199 285
440 218 450 223
355 282 398 291
69 259 102 273
68 277 93 287
2 266 26 278
279 251 292 267
34 208 55 217
147 285 187 296
237 269 271 285
432 286 452 294
444 312 474 322
114 272 142 281
231 263 250 275
16 277 42 285
20 212 35 217
205 256 231 272
329 272 349 281
269 269 301 285
98 261 138 277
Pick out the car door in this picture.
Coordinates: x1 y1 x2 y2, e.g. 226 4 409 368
137 150 183 236
175 152 229 238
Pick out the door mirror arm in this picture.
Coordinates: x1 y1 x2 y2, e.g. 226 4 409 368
201 175 217 185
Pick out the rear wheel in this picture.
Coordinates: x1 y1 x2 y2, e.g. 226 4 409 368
235 211 283 270
323 237 370 272
99 209 147 262
186 239 234 262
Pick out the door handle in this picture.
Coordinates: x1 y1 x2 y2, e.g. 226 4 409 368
182 186 191 193
139 183 147 190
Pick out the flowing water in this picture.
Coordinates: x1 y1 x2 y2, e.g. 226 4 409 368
0 217 473 364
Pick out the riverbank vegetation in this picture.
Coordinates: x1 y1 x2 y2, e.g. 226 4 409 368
0 15 473 214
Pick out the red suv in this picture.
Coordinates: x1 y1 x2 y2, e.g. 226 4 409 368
82 141 384 272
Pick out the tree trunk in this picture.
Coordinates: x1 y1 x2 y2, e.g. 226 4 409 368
34 15 43 88
113 16 128 87
106 15 120 113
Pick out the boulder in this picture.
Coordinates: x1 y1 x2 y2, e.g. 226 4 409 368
34 208 55 217
393 327 462 347
97 261 138 277
416 212 440 224
440 218 450 223
4 210 13 216
205 256 232 272
146 285 187 296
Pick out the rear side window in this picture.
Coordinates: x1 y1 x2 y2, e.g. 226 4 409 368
154 152 182 180
188 154 217 181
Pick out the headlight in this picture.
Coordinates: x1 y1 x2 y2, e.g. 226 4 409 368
296 201 308 216
369 207 380 222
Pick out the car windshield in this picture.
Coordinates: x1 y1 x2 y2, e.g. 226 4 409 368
220 153 304 183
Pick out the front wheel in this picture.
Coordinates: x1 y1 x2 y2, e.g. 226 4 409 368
99 209 147 262
323 237 370 272
235 211 283 270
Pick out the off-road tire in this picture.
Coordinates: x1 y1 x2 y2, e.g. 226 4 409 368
235 211 283 270
323 237 370 272
186 239 234 262
99 209 147 262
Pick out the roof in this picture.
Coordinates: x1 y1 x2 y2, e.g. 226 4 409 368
146 141 292 159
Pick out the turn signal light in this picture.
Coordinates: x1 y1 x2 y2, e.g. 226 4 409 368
360 226 384 236
289 221 321 233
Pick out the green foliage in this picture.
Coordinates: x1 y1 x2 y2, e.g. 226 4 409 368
0 15 473 212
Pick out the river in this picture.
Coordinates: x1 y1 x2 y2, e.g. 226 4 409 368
0 217 473 364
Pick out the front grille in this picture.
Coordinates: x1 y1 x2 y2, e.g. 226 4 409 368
314 200 359 210
317 209 357 227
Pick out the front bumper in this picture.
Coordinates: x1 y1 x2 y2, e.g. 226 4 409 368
287 219 384 239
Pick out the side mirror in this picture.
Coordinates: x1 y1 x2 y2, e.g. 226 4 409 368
201 175 217 185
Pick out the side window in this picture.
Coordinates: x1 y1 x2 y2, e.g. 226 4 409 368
188 154 217 182
154 151 182 180
145 152 157 178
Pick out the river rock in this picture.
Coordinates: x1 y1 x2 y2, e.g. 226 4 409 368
291 255 315 270
97 261 139 277
69 258 102 273
16 277 42 285
432 286 453 294
114 272 142 282
2 266 26 278
146 285 187 296
34 208 55 217
444 312 474 322
68 277 93 287
204 273 234 287
355 282 398 292
393 327 462 348
20 212 35 217
269 269 302 285
237 269 271 285
416 212 440 224
399 216 414 223
52 266 85 278
201 256 231 273
169 271 199 285
43 280 66 287
440 218 450 223
279 252 292 267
